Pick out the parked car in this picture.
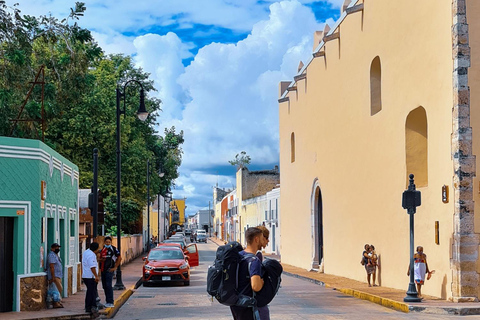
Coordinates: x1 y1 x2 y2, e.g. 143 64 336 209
185 229 192 236
195 230 207 243
157 242 199 267
163 238 187 250
196 232 207 243
143 247 190 286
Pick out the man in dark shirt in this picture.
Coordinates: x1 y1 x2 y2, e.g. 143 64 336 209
230 227 265 320
99 236 121 308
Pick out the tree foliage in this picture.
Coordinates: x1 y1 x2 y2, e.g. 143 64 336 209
0 2 183 234
228 151 251 170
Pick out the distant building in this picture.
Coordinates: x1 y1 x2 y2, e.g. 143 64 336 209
0 137 80 312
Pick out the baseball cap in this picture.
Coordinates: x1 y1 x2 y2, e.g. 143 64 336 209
51 243 61 248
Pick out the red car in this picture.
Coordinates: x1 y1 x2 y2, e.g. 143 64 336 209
156 242 199 267
143 247 191 286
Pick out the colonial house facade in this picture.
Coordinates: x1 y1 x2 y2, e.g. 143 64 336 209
278 0 480 301
0 137 80 311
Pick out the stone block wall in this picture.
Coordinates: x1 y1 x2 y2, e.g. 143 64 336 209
241 167 280 200
68 267 73 296
451 0 480 302
77 264 82 291
20 275 47 311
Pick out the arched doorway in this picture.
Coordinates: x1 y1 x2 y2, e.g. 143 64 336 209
311 180 324 270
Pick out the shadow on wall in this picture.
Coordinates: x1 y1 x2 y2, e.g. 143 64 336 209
377 254 381 287
441 274 447 299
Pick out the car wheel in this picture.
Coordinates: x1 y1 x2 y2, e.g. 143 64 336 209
184 280 190 286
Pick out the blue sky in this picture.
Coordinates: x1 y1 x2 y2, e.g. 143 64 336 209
16 0 342 215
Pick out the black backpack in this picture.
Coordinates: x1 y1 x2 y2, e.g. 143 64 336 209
256 258 283 307
207 241 256 307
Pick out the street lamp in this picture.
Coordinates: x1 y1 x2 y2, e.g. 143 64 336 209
157 169 165 242
114 80 149 291
147 159 151 252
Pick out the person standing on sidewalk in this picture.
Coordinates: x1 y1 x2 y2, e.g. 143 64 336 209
47 243 63 308
98 236 121 308
83 242 100 316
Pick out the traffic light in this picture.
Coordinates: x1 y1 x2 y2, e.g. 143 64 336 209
98 190 105 224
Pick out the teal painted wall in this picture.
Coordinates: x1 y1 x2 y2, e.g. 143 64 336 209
0 137 79 310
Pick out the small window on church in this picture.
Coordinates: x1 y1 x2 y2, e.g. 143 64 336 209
370 56 382 115
405 107 428 187
291 132 295 163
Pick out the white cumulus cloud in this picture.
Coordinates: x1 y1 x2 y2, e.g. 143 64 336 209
132 0 327 213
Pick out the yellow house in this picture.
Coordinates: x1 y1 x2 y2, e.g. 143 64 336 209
170 198 186 227
278 0 480 301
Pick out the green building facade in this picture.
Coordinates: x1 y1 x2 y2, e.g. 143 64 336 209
0 137 80 312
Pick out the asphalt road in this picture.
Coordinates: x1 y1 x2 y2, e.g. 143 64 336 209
115 240 473 319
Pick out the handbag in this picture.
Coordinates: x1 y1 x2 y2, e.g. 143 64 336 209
47 282 61 303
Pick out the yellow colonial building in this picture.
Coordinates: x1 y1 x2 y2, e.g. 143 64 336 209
279 0 480 301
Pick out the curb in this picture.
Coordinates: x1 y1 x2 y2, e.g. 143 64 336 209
105 278 143 319
283 270 409 313
335 288 409 313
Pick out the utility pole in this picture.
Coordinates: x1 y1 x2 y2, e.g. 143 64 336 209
92 148 98 238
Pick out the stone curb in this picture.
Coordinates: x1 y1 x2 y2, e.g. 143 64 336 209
105 277 143 319
335 288 409 313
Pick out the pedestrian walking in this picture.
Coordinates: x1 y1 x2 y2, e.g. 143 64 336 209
47 243 63 308
230 227 265 320
407 246 434 299
99 236 121 308
83 242 100 317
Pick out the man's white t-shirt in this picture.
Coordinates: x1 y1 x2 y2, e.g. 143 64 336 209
82 249 98 279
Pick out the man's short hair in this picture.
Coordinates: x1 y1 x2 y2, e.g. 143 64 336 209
90 242 99 251
104 236 112 242
245 227 263 245
257 225 269 240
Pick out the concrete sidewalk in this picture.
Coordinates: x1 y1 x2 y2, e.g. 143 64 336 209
0 255 144 320
209 237 480 316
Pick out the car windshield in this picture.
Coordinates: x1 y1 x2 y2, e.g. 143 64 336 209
148 250 184 260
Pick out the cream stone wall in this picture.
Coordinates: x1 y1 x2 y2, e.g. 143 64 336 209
279 0 460 299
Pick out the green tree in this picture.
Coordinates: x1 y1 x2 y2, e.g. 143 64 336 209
229 151 251 170
0 2 184 234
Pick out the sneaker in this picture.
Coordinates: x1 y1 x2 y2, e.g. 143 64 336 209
104 303 115 308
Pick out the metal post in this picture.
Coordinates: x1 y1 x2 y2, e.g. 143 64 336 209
403 174 421 302
158 193 160 242
114 87 125 290
147 159 150 251
92 148 98 238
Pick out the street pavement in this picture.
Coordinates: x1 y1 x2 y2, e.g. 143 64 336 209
114 240 475 319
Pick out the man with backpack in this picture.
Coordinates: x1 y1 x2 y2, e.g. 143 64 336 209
98 236 121 308
230 227 265 320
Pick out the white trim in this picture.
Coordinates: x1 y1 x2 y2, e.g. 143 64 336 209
0 144 80 182
0 201 32 274
16 272 47 312
280 0 360 99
